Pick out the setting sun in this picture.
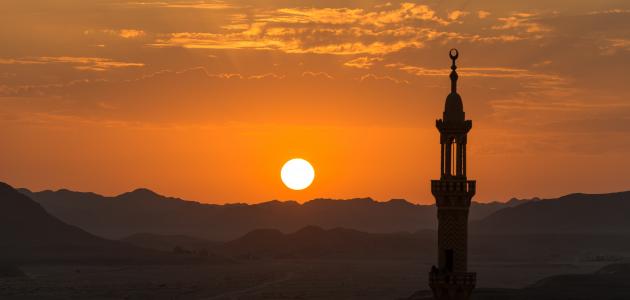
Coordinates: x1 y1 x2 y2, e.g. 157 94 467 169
281 158 315 190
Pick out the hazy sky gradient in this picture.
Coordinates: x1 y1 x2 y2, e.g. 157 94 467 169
1 0 629 203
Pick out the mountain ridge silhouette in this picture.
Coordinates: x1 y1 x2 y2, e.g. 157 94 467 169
121 224 630 264
18 184 630 239
471 191 630 234
0 182 230 264
0 182 158 263
19 186 529 240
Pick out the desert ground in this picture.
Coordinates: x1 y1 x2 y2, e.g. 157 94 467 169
0 258 610 300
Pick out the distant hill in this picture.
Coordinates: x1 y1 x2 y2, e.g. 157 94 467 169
20 188 524 240
0 182 156 263
119 228 433 259
472 192 630 234
121 233 219 252
219 226 435 259
478 263 630 300
471 197 536 220
120 226 630 264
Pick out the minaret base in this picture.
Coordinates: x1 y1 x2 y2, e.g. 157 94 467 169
429 271 476 300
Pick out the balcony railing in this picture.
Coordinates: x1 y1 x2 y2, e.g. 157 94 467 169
431 180 476 195
429 272 476 286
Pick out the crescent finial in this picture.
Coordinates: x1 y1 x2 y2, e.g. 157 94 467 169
449 49 459 93
449 48 459 61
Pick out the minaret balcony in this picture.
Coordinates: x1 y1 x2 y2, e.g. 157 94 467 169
436 119 472 133
429 271 476 287
431 179 476 198
429 271 476 296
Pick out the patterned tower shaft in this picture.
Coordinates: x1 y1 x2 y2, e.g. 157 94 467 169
438 208 468 272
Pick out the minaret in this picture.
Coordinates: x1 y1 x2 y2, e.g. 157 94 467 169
428 49 476 300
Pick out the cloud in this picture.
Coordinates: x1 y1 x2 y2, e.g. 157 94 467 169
477 10 491 19
344 57 383 69
0 67 423 127
301 71 334 79
265 3 449 27
492 12 549 34
247 73 285 79
358 73 408 84
0 57 144 71
150 31 292 51
488 98 630 113
104 29 146 39
150 30 427 55
147 1 545 56
600 38 630 55
387 64 564 82
447 10 469 21
84 28 146 40
147 3 470 55
532 60 553 68
125 1 234 10
265 7 365 25
587 9 630 15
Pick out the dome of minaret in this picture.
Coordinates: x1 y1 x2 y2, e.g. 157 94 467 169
444 92 464 122
443 49 465 122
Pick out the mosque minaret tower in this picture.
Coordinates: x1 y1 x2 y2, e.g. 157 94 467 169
428 49 476 300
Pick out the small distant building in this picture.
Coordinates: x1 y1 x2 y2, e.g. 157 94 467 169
429 49 476 300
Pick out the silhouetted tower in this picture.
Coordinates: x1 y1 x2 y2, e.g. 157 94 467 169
429 49 476 300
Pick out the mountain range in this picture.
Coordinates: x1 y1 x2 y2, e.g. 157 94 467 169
3 179 630 299
21 186 630 241
3 180 630 266
0 182 149 263
19 187 528 240
121 226 630 263
0 182 224 264
472 191 630 234
3 178 630 300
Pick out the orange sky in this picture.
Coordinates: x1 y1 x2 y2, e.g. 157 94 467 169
1 0 629 204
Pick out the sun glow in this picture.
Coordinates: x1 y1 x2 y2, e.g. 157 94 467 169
281 158 315 190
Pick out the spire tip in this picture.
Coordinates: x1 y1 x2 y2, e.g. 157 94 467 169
449 49 459 93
